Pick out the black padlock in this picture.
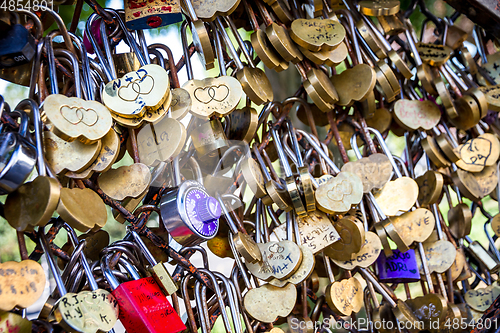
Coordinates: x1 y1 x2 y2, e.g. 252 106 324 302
0 24 36 68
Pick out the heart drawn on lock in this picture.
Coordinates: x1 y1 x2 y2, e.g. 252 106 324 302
194 84 230 104
60 106 99 126
102 64 170 118
315 171 363 214
243 283 297 323
183 76 243 118
0 260 46 311
326 180 352 201
373 177 419 216
393 99 441 131
245 240 303 281
465 282 500 312
330 64 376 106
341 154 393 193
290 18 346 52
117 73 155 101
390 208 436 247
325 277 363 316
44 95 113 143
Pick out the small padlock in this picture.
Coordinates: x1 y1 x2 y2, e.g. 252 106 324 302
0 24 36 68
124 0 182 29
376 249 421 283
101 253 186 333
0 106 36 194
160 180 221 246
129 229 178 296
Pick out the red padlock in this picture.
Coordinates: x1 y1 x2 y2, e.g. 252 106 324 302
101 253 186 333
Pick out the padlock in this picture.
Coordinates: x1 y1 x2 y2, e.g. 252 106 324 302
124 0 182 30
376 249 421 283
0 106 36 195
160 180 221 246
128 229 178 295
101 253 186 333
0 24 36 68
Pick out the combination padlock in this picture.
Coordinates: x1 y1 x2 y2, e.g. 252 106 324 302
160 180 221 247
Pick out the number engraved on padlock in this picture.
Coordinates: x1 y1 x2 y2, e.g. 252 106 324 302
0 260 46 311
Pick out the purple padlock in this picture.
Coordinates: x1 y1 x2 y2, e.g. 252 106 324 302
376 249 420 283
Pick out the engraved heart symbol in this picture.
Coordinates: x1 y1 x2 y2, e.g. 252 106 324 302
341 154 393 193
315 171 363 214
60 106 99 127
245 241 302 281
44 95 113 143
327 180 352 201
117 74 155 101
60 105 83 124
193 84 230 104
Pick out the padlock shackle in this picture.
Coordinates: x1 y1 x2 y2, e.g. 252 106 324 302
101 253 121 290
85 14 114 82
179 245 210 269
215 17 244 71
39 225 68 296
180 21 194 81
211 22 227 76
129 229 159 267
297 129 340 174
53 49 83 99
72 238 100 291
104 9 148 67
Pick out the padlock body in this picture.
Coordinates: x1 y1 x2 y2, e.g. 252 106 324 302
0 132 36 194
0 24 36 68
376 249 420 283
151 262 178 296
112 277 186 333
124 0 182 30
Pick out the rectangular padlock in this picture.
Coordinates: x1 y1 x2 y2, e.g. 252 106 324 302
112 276 185 333
467 240 500 273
